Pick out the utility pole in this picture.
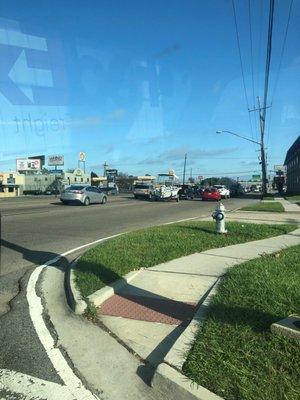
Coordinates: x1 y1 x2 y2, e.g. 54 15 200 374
182 153 187 185
249 96 268 196
249 0 274 196
257 96 268 196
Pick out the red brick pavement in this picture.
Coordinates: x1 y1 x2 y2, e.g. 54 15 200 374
98 294 197 325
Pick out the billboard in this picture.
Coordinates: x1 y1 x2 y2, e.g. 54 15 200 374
48 155 64 166
17 158 41 171
29 155 45 167
106 169 118 182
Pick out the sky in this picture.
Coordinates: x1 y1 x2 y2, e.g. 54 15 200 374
0 0 299 180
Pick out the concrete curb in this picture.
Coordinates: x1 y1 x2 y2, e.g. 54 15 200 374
66 257 142 314
87 269 141 307
152 363 223 400
65 258 88 315
163 278 221 370
150 279 223 400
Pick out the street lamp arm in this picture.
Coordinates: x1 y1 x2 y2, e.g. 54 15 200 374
216 130 261 146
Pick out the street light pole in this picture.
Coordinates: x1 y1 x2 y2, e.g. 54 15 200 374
216 130 261 146
216 129 267 196
182 153 187 185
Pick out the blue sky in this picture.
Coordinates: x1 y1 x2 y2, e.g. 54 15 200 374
0 0 299 180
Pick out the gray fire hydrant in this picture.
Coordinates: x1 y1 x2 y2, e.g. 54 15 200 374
212 202 227 234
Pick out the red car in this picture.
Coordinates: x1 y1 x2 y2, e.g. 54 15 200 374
201 187 221 201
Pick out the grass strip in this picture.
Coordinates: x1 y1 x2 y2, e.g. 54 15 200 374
75 221 294 298
240 202 284 212
183 245 300 400
285 195 300 201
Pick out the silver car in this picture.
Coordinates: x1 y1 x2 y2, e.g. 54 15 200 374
60 185 107 206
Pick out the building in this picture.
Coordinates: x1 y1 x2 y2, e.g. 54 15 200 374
64 168 90 186
0 168 90 197
0 172 24 197
0 172 58 197
284 136 300 194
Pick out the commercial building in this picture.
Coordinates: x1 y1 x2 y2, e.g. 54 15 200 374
284 136 300 194
64 168 90 186
0 168 90 198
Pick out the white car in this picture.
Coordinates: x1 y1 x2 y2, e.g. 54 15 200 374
213 185 230 198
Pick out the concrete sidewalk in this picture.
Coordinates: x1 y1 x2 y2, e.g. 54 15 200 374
274 197 300 212
226 209 300 225
97 226 300 374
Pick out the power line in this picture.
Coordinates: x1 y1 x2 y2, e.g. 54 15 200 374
270 0 294 102
261 0 275 133
267 0 294 145
231 0 251 110
231 0 255 146
248 0 255 108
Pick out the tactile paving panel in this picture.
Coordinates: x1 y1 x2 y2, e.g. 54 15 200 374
98 294 197 325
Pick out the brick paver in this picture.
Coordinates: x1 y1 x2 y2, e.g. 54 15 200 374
98 294 197 325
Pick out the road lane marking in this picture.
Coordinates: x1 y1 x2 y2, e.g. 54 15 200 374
0 369 93 400
21 215 204 399
26 267 101 399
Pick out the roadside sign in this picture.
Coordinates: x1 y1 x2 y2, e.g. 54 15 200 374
274 165 286 175
48 155 64 166
250 174 261 182
29 155 45 167
106 168 118 182
49 169 63 174
79 152 86 162
16 158 41 171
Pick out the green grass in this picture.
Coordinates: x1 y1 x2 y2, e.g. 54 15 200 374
263 193 278 200
240 202 284 212
183 245 300 400
285 195 300 201
75 221 294 297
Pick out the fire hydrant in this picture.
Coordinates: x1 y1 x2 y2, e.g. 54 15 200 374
212 202 227 234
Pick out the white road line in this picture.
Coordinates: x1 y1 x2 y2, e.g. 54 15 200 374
163 216 201 225
0 369 85 400
26 266 99 400
7 216 203 399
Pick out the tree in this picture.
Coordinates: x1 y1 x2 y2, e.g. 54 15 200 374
91 171 99 186
117 172 132 190
201 177 220 187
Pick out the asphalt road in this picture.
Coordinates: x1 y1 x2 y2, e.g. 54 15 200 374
1 194 254 276
0 194 255 399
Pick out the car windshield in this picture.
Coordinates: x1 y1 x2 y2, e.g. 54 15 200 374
2 1 299 398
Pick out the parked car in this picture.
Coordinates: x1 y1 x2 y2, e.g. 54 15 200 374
178 185 195 200
133 183 155 200
201 187 221 201
213 185 230 198
60 185 107 205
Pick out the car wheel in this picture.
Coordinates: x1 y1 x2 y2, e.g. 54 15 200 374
101 196 107 204
61 200 67 205
84 197 90 206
